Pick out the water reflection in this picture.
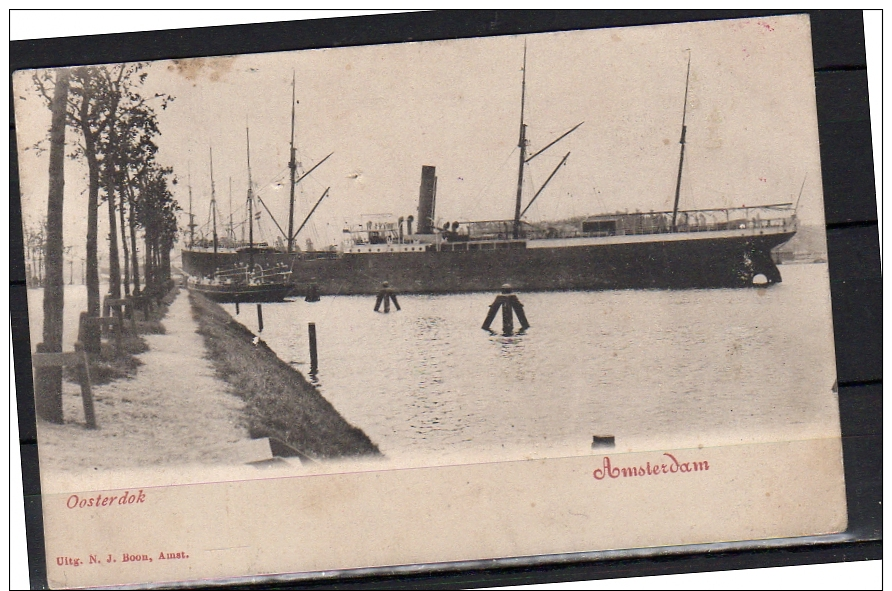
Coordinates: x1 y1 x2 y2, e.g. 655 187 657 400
218 264 839 464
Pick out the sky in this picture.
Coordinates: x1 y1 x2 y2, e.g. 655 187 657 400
14 14 825 258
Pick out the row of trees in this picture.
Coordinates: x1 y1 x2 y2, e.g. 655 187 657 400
33 64 180 423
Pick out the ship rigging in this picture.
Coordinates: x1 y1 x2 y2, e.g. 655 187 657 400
182 43 797 295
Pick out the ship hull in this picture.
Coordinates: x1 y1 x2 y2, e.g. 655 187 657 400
190 283 296 303
182 230 795 296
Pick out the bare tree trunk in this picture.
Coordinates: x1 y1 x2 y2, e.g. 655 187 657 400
84 148 100 318
119 195 130 297
106 179 121 300
36 68 70 424
126 181 141 296
104 83 123 301
144 233 153 296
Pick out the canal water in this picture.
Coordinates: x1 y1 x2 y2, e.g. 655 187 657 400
220 263 841 467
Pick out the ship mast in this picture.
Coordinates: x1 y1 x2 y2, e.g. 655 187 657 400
246 126 255 270
287 71 298 253
671 52 692 232
513 42 528 240
209 148 218 255
228 176 234 242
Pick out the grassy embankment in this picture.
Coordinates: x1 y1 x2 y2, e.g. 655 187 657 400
189 291 381 460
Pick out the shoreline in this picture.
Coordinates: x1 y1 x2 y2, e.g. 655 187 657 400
188 290 381 460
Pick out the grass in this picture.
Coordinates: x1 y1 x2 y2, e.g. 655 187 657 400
189 291 381 460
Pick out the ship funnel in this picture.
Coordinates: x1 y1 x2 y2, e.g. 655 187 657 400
417 165 438 234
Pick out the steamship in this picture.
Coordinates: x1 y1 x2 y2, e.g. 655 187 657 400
181 52 797 296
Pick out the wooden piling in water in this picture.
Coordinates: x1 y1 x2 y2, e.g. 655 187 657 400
501 296 513 333
510 297 530 330
591 435 615 449
481 284 529 334
374 282 400 313
235 302 240 315
257 304 264 332
308 322 318 374
481 299 502 331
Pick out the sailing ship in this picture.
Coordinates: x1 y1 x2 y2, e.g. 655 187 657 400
182 50 797 295
186 139 298 304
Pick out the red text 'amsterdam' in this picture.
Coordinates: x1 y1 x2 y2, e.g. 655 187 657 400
593 453 709 480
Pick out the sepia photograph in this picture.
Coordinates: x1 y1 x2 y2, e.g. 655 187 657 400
12 13 849 589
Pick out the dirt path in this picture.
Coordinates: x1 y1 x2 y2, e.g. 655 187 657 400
37 290 250 478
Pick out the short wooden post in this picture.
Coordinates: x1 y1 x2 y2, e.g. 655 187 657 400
113 305 123 349
308 322 318 374
78 312 101 355
256 304 264 333
235 302 240 315
305 283 320 303
126 298 137 332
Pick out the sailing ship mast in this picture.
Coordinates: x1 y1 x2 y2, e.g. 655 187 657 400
287 71 298 253
513 43 528 240
671 52 692 232
209 148 218 255
511 43 582 238
246 127 255 270
229 177 234 242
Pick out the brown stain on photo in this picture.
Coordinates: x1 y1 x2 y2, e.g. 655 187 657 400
168 56 238 82
705 107 724 149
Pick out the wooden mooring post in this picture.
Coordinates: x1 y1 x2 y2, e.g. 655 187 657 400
32 341 97 429
305 283 320 303
373 281 401 313
308 322 318 374
591 435 615 449
235 302 240 315
482 284 530 334
256 304 264 333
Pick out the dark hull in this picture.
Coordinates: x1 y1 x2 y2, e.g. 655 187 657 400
190 283 296 303
183 231 795 296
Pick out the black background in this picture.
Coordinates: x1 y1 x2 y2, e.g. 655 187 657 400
10 10 881 590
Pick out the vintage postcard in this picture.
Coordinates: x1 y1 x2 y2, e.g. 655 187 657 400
13 14 846 589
